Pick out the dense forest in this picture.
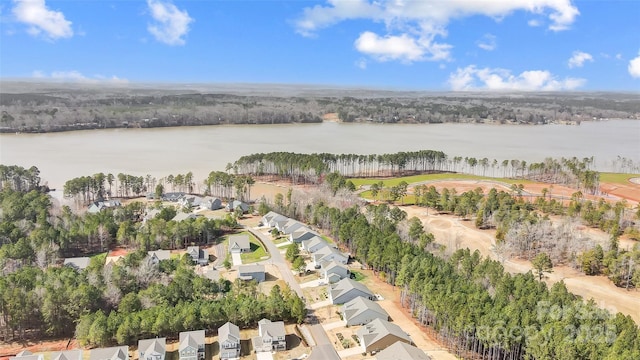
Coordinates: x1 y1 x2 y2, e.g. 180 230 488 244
0 165 305 343
2 82 639 133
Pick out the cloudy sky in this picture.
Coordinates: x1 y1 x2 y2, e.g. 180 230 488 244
1 0 639 91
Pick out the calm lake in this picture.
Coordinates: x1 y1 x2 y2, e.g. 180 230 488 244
1 120 639 188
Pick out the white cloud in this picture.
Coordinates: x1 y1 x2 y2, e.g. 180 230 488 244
12 0 73 39
355 58 367 69
568 50 593 68
528 19 542 27
629 53 640 78
354 31 449 62
32 70 128 83
477 34 496 51
616 53 623 60
448 65 585 91
295 0 578 63
147 0 193 46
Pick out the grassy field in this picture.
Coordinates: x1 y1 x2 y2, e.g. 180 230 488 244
350 271 366 282
238 232 269 263
321 235 335 245
350 173 532 187
600 172 640 184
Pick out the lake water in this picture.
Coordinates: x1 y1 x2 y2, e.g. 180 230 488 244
1 120 639 188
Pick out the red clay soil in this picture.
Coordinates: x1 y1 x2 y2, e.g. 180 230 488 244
107 247 129 257
0 339 78 359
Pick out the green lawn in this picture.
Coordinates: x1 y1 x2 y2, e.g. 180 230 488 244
350 173 532 187
600 172 640 184
321 235 335 245
350 271 366 282
272 235 289 245
236 232 269 263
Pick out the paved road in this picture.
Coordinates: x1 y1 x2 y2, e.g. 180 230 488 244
246 226 304 298
309 324 331 345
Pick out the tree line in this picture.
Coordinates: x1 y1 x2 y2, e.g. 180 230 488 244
2 83 639 133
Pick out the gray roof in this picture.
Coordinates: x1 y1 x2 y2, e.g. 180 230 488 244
50 350 82 360
63 257 91 270
172 212 197 222
239 264 265 274
375 342 431 360
258 319 285 338
11 355 42 360
228 234 251 250
321 260 348 272
89 346 129 360
138 338 166 358
302 236 327 251
330 278 374 302
307 344 341 360
202 268 219 281
313 246 348 262
343 297 389 322
219 322 240 344
147 250 171 262
357 319 411 351
179 330 205 351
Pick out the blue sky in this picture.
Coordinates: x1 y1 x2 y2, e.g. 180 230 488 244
1 0 639 91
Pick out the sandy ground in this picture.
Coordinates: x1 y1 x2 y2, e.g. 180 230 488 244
402 206 640 324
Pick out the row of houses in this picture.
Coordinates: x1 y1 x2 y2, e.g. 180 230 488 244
62 247 207 272
260 212 350 283
11 320 287 360
162 193 250 214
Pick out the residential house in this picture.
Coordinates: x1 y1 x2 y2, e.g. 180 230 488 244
218 322 241 359
179 195 203 209
289 228 318 243
201 267 219 281
278 219 307 235
162 192 186 202
200 196 222 210
171 212 198 222
179 330 205 360
63 257 91 270
342 297 389 326
144 209 161 222
228 234 251 253
186 246 209 266
307 344 341 360
301 236 328 253
252 319 286 352
146 250 171 265
320 260 349 283
357 319 412 354
10 351 43 360
312 246 348 266
329 278 375 304
138 338 166 360
225 200 249 213
375 342 431 360
87 200 121 213
260 211 288 228
50 350 82 360
89 346 129 360
238 264 266 282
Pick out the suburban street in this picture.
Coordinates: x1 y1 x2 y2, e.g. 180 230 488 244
246 226 304 298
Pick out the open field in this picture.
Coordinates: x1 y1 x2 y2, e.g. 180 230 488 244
350 173 532 187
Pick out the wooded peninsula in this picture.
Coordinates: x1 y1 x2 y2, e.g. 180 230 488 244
1 82 639 133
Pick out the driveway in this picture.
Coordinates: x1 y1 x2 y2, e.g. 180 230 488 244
256 352 273 360
231 252 242 266
338 347 364 358
246 226 304 298
309 324 331 345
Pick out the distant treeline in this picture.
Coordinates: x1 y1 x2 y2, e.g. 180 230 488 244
1 85 639 132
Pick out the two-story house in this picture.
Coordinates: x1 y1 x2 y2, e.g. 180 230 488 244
252 319 286 352
218 322 241 359
179 330 205 360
